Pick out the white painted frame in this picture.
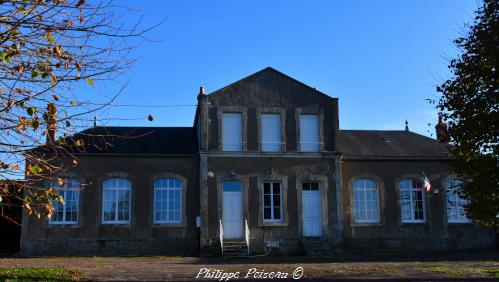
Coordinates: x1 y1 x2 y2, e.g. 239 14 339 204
352 179 380 224
399 178 427 223
101 178 132 224
444 178 472 224
262 181 283 223
48 179 80 225
153 178 183 224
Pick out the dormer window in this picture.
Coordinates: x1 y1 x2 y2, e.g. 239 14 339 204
222 112 242 151
299 114 320 152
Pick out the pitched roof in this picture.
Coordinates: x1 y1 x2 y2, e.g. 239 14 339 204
338 130 453 160
70 126 198 155
207 67 337 101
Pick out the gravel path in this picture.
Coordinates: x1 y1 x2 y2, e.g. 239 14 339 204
0 251 498 281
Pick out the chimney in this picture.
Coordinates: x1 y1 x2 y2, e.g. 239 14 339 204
46 117 56 144
405 120 409 132
435 113 450 143
196 85 208 151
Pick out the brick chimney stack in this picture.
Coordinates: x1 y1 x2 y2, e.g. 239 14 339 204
46 117 56 144
435 113 450 143
45 103 57 144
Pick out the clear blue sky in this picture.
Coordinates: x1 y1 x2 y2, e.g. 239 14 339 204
92 0 478 138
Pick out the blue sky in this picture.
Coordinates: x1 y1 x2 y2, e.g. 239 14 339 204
91 0 478 138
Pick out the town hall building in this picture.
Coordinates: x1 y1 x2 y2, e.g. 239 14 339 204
20 68 495 256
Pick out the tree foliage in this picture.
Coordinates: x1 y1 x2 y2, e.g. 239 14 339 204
437 0 498 227
0 0 154 221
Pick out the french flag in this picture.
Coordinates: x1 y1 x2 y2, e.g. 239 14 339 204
423 174 431 192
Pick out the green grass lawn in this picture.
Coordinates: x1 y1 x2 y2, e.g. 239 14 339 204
0 266 80 282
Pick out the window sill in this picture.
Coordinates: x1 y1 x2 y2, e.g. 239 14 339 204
448 221 472 224
351 222 383 227
46 223 80 228
101 223 131 227
400 221 427 224
152 223 186 228
261 222 288 227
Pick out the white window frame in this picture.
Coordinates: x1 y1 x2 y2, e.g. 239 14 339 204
446 179 471 223
399 179 426 223
222 112 243 151
260 113 282 152
299 114 320 152
263 181 283 223
153 178 182 224
353 179 380 223
102 178 131 224
49 179 80 225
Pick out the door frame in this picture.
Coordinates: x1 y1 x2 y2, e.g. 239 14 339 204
217 176 249 237
302 187 323 237
222 182 244 238
296 175 328 238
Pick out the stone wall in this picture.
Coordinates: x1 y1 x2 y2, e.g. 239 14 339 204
21 155 200 256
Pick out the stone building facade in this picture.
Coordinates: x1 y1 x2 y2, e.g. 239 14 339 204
20 68 495 256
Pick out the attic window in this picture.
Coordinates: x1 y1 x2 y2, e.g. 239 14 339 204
382 137 392 143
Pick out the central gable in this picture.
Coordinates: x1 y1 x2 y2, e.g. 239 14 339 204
207 67 337 107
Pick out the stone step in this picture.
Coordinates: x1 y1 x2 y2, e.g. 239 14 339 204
221 237 248 257
223 241 246 245
222 240 249 257
223 249 248 253
222 250 249 257
223 246 247 250
303 238 331 257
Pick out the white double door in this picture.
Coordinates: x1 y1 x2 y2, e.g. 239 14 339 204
302 189 323 237
222 181 243 239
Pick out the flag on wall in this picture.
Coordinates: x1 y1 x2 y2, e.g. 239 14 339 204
423 174 431 192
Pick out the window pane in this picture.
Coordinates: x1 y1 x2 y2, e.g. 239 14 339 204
153 178 183 223
273 194 280 206
50 179 80 223
272 183 280 195
261 114 281 152
446 179 469 222
103 178 131 223
400 190 412 221
264 207 271 219
302 183 310 190
263 181 282 222
400 179 425 222
264 194 271 206
310 182 319 190
264 183 271 194
274 207 281 220
222 113 242 151
223 181 241 192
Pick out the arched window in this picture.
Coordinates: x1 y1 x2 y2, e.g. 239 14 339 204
154 178 182 224
446 179 471 223
353 179 379 223
102 178 131 224
50 179 80 224
399 179 426 223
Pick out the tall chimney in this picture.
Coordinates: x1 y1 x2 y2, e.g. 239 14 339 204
435 113 449 143
46 117 56 144
45 103 57 144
